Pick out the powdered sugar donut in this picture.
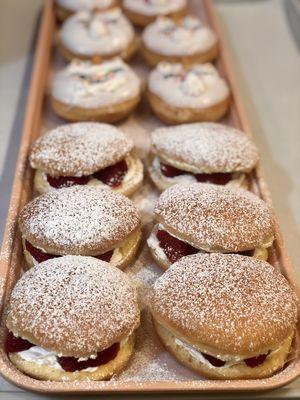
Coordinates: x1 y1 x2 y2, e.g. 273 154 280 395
150 253 297 379
51 58 141 122
142 16 218 67
18 186 141 270
147 123 259 191
30 122 143 197
147 183 274 270
5 255 140 381
123 0 187 27
147 62 230 124
59 8 138 62
55 0 118 21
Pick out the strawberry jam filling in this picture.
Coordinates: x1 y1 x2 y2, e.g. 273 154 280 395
5 331 120 372
202 353 226 367
156 229 198 263
57 343 120 372
46 159 128 189
93 159 128 188
25 240 113 264
201 351 268 368
160 162 232 185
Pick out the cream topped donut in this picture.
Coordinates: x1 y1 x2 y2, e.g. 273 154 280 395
150 253 297 379
141 16 218 67
147 183 274 270
55 0 117 21
59 8 138 62
5 255 140 381
123 0 187 27
147 123 259 192
18 186 141 270
51 58 141 122
147 62 230 124
30 122 143 197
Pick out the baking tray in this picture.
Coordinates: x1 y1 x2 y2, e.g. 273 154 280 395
0 0 299 394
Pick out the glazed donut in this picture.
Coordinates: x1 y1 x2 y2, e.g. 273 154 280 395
58 8 138 62
55 0 118 21
147 183 274 270
147 62 230 124
123 0 187 27
18 186 141 270
141 16 218 67
150 253 298 379
51 58 141 122
5 255 140 381
30 122 143 197
147 123 259 192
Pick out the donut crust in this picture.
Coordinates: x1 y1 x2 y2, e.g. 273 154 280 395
147 89 230 124
141 40 218 68
51 93 141 123
9 333 135 382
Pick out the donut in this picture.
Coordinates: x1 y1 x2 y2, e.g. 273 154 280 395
122 0 187 27
147 183 274 270
18 186 141 270
150 253 298 379
141 16 218 67
58 8 138 63
51 58 141 122
55 0 118 21
29 122 143 197
147 62 230 124
5 255 140 381
147 123 259 192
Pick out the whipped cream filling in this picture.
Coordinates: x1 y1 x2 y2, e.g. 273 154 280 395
152 156 246 188
16 338 126 372
148 62 229 108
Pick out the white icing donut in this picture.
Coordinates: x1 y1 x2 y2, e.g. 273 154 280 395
51 58 141 109
60 8 135 56
148 62 229 108
123 0 186 16
143 16 217 56
57 0 115 12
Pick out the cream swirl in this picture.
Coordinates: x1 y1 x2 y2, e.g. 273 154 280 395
124 0 186 16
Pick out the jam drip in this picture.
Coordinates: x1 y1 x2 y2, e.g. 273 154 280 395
156 229 198 264
5 331 34 353
93 159 128 188
46 159 128 189
26 241 113 263
244 353 269 368
57 343 120 372
160 162 232 185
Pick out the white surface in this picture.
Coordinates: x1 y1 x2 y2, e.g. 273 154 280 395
0 0 299 398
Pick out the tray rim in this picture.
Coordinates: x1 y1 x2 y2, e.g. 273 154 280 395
0 0 299 394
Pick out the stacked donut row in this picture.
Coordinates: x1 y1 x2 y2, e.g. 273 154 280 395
3 0 298 384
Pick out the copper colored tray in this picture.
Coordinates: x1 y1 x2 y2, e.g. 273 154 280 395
0 0 299 394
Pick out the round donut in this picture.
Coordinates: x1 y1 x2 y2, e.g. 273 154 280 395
58 8 138 63
150 253 298 379
141 16 218 67
5 255 140 381
18 186 141 270
147 183 274 270
51 58 141 122
147 123 259 192
55 0 118 21
29 122 143 197
147 62 230 124
122 0 187 27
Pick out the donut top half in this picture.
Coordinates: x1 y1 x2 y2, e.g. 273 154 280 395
148 62 230 108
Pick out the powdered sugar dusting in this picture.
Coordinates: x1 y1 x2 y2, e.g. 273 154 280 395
18 186 140 254
30 122 133 176
151 253 298 354
155 183 275 251
6 255 140 357
151 123 259 173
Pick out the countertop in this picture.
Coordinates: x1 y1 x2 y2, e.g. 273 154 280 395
0 0 299 398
